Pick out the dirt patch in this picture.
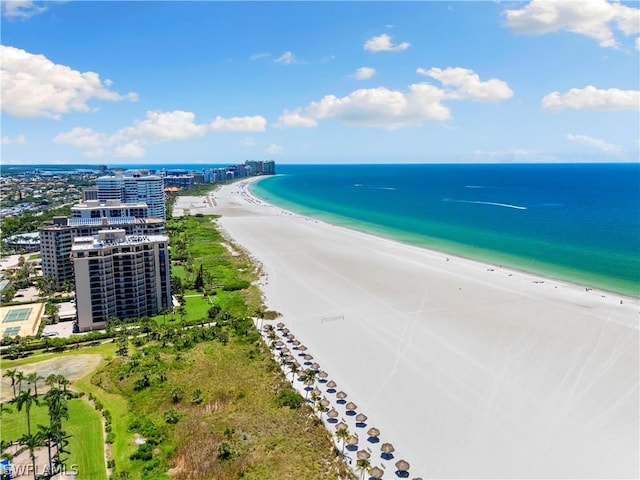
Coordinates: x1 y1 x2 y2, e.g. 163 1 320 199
1 354 104 402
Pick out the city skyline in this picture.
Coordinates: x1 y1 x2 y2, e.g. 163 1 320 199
1 0 639 165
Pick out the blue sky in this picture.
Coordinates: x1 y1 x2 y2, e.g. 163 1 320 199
1 0 638 165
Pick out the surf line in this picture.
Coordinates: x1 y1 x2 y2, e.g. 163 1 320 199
444 198 527 210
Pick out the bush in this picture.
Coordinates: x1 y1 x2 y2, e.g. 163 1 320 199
130 443 152 461
275 389 304 409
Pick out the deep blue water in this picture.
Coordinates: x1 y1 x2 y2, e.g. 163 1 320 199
251 164 640 297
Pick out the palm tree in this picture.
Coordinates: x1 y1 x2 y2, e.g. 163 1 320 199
15 388 37 436
356 458 371 480
15 370 26 394
18 432 42 480
26 372 42 398
3 369 18 399
288 362 300 384
335 426 351 456
37 423 56 475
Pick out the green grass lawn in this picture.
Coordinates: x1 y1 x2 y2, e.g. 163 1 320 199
1 399 106 480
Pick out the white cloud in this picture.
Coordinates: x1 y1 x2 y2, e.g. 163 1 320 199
504 0 640 48
2 0 47 19
567 133 625 157
250 52 270 61
210 115 267 132
54 110 209 158
353 67 376 80
636 37 640 51
542 86 640 110
418 67 514 101
265 144 284 155
469 149 557 162
274 110 318 128
277 67 512 130
274 51 296 64
364 33 410 52
1 134 27 145
303 84 450 129
0 45 138 119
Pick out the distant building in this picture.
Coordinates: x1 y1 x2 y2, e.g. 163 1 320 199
72 229 171 332
96 174 165 220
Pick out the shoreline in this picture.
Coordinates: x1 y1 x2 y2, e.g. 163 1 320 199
173 179 639 478
251 176 639 299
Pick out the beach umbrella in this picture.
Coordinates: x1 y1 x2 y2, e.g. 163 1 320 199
381 442 395 460
347 433 359 446
281 327 289 334
326 380 337 389
381 443 395 454
281 347 290 354
336 390 348 401
320 398 330 408
311 362 320 371
292 339 301 346
285 355 295 363
367 427 380 439
318 371 328 381
327 408 339 419
311 387 321 397
345 401 357 411
335 421 348 431
286 333 294 340
298 345 308 352
276 322 285 329
355 413 368 423
303 353 313 361
357 450 371 460
275 340 284 347
369 466 384 479
395 459 410 473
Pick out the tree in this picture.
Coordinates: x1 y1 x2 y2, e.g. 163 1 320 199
3 369 18 399
44 301 60 324
335 426 351 456
17 432 42 480
356 458 371 480
26 372 43 398
15 388 38 436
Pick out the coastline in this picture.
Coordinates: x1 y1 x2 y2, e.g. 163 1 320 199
173 178 639 478
251 175 639 298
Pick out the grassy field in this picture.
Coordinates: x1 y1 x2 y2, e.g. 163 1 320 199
1 399 106 480
2 213 353 480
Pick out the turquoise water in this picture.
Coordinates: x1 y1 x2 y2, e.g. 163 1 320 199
251 164 640 297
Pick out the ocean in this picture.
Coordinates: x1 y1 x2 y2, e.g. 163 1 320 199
250 163 640 298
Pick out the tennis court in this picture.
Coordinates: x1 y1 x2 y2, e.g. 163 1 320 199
2 326 21 337
2 307 33 323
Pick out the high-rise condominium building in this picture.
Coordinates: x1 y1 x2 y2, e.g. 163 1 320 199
97 174 166 220
39 201 164 290
72 229 171 332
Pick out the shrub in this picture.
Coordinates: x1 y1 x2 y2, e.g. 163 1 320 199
275 389 304 409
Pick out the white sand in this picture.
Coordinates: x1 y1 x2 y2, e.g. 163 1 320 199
186 178 639 479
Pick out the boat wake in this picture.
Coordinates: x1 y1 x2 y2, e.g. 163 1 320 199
354 184 396 191
443 198 527 210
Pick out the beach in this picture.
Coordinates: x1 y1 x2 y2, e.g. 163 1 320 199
173 179 639 478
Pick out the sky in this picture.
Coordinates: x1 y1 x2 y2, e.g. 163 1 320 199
1 0 639 165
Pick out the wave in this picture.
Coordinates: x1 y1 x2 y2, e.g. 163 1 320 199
443 198 527 210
